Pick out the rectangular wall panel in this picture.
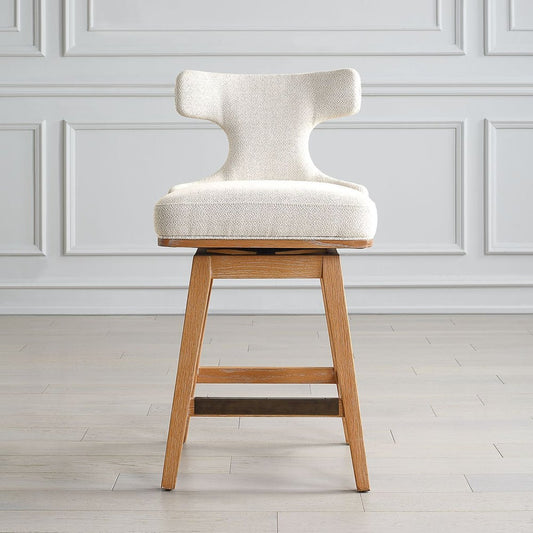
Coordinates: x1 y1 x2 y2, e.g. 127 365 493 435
0 0 43 56
65 0 463 56
0 0 18 30
64 122 228 255
510 0 533 30
0 123 44 255
90 0 439 31
486 0 533 54
485 121 533 253
311 122 464 254
64 120 464 256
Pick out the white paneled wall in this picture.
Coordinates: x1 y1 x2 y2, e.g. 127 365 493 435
1 0 533 313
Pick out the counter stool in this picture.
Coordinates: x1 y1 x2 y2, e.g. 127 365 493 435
154 69 377 492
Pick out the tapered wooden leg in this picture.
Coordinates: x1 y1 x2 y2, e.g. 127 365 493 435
322 285 350 445
161 253 212 490
183 277 213 444
321 251 369 492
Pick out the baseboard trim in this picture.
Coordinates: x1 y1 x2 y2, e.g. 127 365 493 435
2 284 532 314
2 279 533 289
2 306 533 315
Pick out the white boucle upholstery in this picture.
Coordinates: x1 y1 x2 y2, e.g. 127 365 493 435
156 180 375 239
154 69 377 240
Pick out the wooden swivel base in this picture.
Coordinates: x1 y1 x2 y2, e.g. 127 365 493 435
159 243 370 492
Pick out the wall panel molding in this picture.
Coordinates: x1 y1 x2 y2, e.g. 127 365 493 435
322 121 465 255
64 0 463 56
485 120 533 254
3 279 533 290
64 120 464 257
509 0 533 31
63 121 212 256
485 0 533 55
0 122 45 256
0 0 20 32
86 0 443 33
4 82 533 98
0 0 44 56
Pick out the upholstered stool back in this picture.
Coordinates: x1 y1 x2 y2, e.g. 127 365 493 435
175 69 361 183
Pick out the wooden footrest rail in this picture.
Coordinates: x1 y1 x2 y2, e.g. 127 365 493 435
191 397 343 417
196 366 336 384
193 367 342 416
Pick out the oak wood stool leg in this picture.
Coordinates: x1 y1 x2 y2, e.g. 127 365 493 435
321 250 369 491
161 254 212 490
322 283 350 445
183 276 213 444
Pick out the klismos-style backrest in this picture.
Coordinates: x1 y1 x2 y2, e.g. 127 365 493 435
175 69 362 188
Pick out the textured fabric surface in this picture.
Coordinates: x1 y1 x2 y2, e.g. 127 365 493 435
155 180 376 239
154 68 377 240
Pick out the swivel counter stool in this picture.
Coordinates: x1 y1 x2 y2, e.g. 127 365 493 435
154 69 377 492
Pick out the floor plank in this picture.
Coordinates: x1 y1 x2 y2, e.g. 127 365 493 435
278 511 533 533
0 314 532 532
0 510 277 533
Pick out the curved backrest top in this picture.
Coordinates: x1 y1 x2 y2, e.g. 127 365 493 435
175 69 361 182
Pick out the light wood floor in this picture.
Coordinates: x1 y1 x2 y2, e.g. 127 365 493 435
1 314 533 532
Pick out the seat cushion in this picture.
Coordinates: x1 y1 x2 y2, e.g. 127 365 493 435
154 179 377 240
